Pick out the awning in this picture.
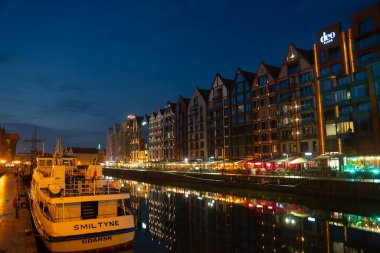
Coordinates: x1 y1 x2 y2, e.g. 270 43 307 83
289 157 309 164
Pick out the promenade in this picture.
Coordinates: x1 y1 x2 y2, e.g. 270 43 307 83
0 172 37 253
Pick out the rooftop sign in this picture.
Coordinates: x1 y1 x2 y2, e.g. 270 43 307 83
320 31 336 45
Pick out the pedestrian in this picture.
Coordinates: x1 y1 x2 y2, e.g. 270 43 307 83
13 196 18 218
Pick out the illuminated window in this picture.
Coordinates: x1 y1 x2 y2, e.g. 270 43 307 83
326 124 337 136
336 121 354 134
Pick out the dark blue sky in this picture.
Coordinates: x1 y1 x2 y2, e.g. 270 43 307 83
0 0 377 153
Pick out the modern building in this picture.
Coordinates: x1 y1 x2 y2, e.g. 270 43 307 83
188 87 209 160
176 96 190 161
314 2 380 155
252 62 280 158
207 73 233 160
229 68 255 159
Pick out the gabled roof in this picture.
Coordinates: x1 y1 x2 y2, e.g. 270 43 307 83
220 76 234 89
238 68 256 83
289 43 314 65
178 95 191 106
297 47 314 65
262 61 280 78
197 87 210 102
214 73 234 90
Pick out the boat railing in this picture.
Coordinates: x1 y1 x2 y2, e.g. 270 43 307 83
35 202 130 223
45 178 125 198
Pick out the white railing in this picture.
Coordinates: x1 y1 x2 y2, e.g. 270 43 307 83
43 178 124 197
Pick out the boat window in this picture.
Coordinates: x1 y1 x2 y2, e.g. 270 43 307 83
81 201 98 220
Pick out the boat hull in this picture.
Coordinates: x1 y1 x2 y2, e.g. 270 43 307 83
42 231 134 253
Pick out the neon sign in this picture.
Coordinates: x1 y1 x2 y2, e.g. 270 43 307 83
320 31 336 45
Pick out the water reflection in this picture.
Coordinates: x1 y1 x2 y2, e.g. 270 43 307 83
121 179 380 253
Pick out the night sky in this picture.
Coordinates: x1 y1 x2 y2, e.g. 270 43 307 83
0 0 377 153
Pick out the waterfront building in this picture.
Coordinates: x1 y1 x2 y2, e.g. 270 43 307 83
207 73 233 160
276 44 319 155
252 62 280 158
127 115 150 163
148 110 163 161
64 147 104 165
314 2 380 155
0 127 20 162
188 87 209 160
148 102 177 162
176 96 190 161
162 102 177 161
229 68 255 159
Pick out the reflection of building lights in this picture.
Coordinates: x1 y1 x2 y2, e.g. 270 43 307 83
308 217 316 222
142 222 147 229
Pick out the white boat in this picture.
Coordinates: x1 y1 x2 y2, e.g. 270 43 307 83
30 141 135 252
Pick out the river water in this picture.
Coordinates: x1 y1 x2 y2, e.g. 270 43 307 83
33 176 380 253
118 178 380 253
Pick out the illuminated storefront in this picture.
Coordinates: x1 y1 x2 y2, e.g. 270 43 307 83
342 155 380 173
